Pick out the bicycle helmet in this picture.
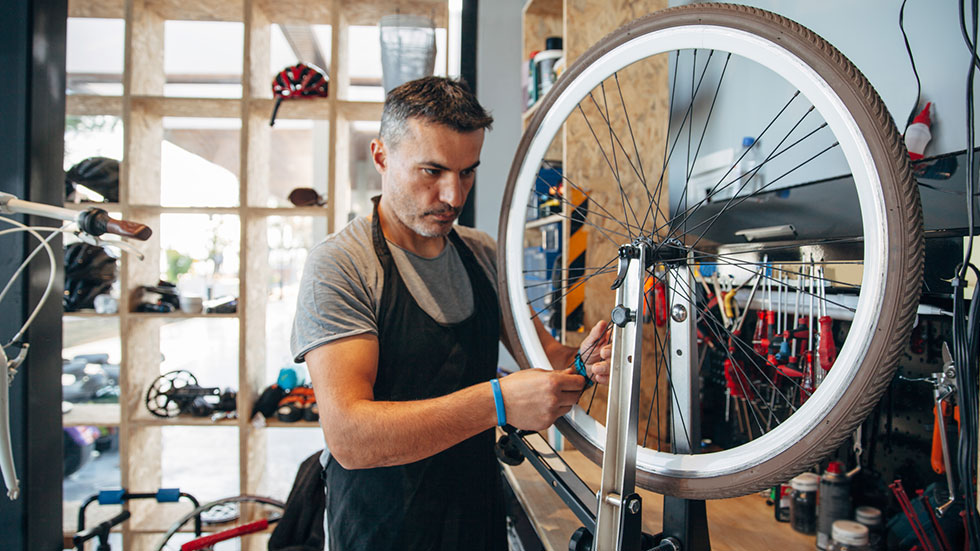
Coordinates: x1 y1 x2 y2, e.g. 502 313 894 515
270 63 329 126
63 242 118 312
65 157 119 203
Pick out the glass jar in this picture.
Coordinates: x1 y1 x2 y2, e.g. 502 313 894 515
854 506 883 551
789 472 819 534
827 520 870 551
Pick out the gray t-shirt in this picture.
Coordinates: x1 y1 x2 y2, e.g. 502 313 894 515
290 216 497 362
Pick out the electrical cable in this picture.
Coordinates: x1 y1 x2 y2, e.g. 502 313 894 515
963 0 979 279
960 0 980 69
899 0 922 134
951 3 980 547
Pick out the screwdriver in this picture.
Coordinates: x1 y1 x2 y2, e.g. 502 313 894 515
753 262 771 356
816 265 837 372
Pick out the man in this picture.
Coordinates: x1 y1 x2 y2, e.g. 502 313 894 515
291 76 610 550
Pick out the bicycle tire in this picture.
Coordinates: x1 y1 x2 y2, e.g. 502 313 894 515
498 3 923 498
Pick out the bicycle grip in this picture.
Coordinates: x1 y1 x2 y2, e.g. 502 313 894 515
105 216 152 241
180 518 269 551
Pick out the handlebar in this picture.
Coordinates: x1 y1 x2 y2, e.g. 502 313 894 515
0 192 152 241
72 510 131 550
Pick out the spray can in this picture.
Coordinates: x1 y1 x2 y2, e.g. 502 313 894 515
816 461 852 550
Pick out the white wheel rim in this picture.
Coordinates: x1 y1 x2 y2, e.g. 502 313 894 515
504 25 888 482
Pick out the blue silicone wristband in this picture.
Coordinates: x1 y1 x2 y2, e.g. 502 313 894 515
490 378 506 426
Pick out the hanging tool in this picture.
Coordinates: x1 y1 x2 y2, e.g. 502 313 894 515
712 269 729 327
777 273 791 361
724 353 753 437
786 268 803 374
817 265 837 372
732 255 766 335
698 263 719 313
931 343 959 517
801 259 817 403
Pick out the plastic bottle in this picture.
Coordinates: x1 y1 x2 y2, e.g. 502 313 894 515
827 520 870 551
905 102 933 160
534 37 564 100
854 506 883 551
773 483 791 522
789 472 819 534
816 461 852 550
526 50 541 109
736 136 763 196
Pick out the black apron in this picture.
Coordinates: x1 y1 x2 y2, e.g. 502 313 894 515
323 199 505 550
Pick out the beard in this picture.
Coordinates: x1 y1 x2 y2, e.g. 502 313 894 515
410 205 462 237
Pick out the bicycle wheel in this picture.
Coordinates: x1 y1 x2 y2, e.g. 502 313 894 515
498 3 922 499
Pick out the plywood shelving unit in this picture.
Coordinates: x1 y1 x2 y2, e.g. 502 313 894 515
65 0 448 546
519 0 670 443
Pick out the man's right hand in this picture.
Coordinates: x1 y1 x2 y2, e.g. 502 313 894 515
497 368 586 431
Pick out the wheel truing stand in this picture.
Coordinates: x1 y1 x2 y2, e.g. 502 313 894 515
499 239 709 551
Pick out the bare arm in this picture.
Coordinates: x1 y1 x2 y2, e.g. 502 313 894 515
308 333 586 470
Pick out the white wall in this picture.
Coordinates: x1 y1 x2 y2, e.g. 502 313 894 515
477 0 523 369
475 0 523 236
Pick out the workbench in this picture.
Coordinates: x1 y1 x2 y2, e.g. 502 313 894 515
502 446 817 551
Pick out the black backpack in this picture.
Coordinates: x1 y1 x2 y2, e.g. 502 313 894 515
63 242 117 312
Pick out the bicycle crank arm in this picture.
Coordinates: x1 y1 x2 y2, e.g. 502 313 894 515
0 347 19 499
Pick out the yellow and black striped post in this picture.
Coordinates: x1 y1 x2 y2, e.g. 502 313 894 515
564 188 589 334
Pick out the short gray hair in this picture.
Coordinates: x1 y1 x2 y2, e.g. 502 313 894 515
379 76 493 148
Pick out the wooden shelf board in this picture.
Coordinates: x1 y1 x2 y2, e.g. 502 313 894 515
149 0 244 22
63 403 121 427
128 204 333 217
63 310 119 318
523 0 563 17
526 213 563 229
66 94 123 116
128 311 240 320
131 416 240 427
337 100 384 122
249 97 330 121
263 419 321 428
131 96 243 118
342 1 449 27
254 0 333 25
250 206 330 217
68 0 125 19
128 205 241 214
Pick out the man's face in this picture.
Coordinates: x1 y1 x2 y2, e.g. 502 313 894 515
373 118 485 239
